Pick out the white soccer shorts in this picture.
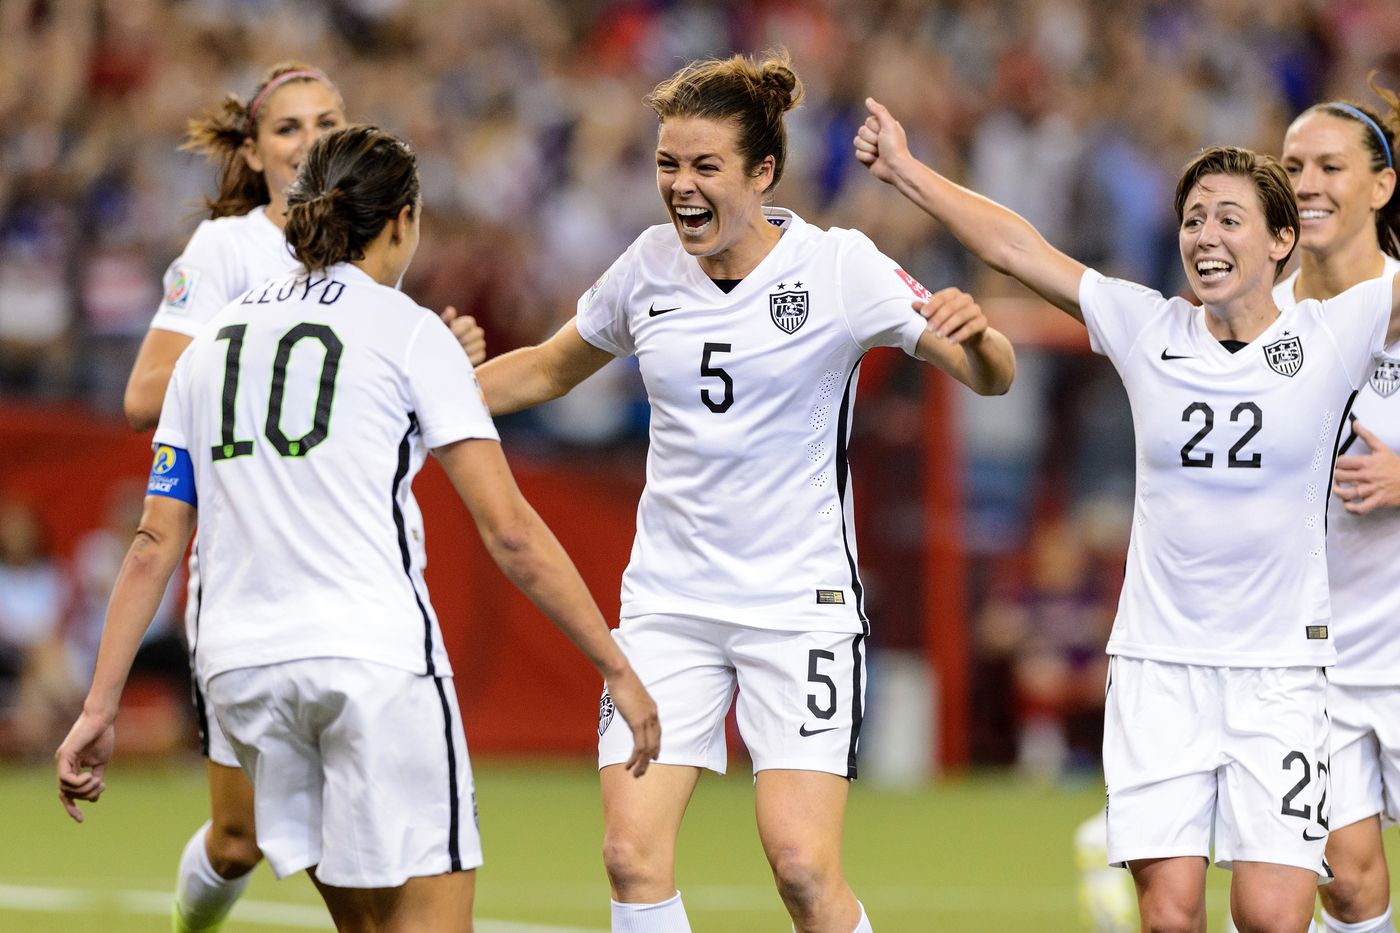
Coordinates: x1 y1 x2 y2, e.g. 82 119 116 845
1103 657 1330 877
207 657 481 887
1328 682 1400 830
598 614 866 778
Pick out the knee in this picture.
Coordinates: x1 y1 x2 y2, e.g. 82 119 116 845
601 832 668 896
768 846 835 917
1137 898 1203 933
1320 867 1389 923
206 817 261 878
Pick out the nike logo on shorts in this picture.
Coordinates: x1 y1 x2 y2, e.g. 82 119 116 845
799 724 838 737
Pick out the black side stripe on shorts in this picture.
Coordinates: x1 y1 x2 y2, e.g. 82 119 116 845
847 633 866 780
1325 392 1361 536
834 360 869 634
188 541 210 758
432 675 463 871
390 413 439 674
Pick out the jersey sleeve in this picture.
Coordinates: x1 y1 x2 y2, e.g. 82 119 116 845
574 249 636 357
148 221 240 337
404 313 500 450
1079 268 1168 364
836 233 930 354
1319 274 1394 389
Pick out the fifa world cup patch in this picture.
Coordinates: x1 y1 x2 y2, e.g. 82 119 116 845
1305 625 1329 640
163 265 199 312
815 589 846 605
598 690 615 736
895 269 933 301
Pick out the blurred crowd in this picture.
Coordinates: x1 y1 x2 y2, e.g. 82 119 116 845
1 0 1397 768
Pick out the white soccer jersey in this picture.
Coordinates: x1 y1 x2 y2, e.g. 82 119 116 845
1081 268 1391 667
154 263 498 684
576 207 930 633
1276 257 1400 685
150 207 296 337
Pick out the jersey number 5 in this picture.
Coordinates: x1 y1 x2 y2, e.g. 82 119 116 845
211 322 343 461
700 342 734 413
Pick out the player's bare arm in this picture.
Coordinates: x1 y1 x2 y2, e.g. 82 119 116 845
854 97 1087 321
475 319 613 416
56 494 195 822
124 329 195 430
913 287 1015 395
435 438 660 775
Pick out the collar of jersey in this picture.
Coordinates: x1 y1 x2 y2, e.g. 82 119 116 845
687 206 802 299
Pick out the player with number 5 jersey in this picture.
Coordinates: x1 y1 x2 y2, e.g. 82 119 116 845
477 50 1014 933
55 126 658 933
857 98 1400 932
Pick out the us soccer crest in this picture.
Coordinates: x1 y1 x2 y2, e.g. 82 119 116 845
1263 334 1303 377
1371 358 1400 397
769 288 808 334
598 690 615 736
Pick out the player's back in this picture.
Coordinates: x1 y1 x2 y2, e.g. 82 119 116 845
164 264 453 683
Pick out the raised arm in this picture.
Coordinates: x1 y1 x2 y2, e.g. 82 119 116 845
436 438 659 776
56 494 195 821
475 318 614 416
854 98 1088 322
124 330 193 430
911 287 1016 395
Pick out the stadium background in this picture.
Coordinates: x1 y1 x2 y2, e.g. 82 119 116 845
1 0 1398 929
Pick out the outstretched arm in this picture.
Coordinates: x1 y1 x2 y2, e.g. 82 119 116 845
475 319 614 416
854 98 1088 322
56 494 195 821
914 287 1015 395
436 438 659 776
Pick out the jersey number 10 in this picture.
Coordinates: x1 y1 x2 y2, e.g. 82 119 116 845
210 322 343 461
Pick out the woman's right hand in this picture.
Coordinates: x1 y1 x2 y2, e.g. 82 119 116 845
606 668 661 778
55 709 115 823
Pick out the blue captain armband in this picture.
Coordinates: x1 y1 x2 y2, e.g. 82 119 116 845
147 444 197 506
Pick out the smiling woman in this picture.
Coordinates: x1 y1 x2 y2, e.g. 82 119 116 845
474 49 1015 933
855 98 1400 932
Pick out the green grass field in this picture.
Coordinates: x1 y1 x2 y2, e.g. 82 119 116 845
0 758 1343 931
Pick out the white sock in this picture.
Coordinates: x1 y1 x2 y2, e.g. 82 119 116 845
611 891 691 933
852 900 873 932
174 821 251 931
1322 905 1396 933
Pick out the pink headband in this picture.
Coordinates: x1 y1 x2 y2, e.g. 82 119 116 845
245 69 341 135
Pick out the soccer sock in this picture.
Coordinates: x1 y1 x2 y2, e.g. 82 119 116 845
1321 906 1396 933
611 891 692 933
172 821 250 933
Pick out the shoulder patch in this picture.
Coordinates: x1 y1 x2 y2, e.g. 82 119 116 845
163 266 199 312
895 269 933 301
586 272 608 307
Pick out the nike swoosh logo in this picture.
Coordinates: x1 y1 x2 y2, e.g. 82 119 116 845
1302 829 1326 842
648 303 681 317
1161 349 1192 360
799 725 838 737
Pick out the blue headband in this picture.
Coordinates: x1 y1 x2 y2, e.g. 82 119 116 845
1327 103 1394 169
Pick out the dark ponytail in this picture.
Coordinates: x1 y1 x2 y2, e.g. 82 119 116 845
284 126 420 271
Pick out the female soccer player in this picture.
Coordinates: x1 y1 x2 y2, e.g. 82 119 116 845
56 125 659 932
855 100 1400 932
476 51 1015 933
122 63 484 932
1275 81 1400 933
